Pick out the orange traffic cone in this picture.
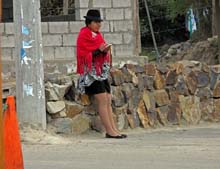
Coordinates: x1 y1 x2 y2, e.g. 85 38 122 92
3 96 24 169
0 119 4 169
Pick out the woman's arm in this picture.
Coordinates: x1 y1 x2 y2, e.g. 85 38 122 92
92 43 109 60
92 48 102 57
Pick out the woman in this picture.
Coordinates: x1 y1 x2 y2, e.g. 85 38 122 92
76 9 127 139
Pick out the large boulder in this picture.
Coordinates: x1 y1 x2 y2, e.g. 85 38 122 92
91 115 105 133
47 101 65 115
213 99 220 120
117 113 129 130
175 75 189 96
210 68 220 90
142 90 155 110
166 87 180 103
213 81 220 98
156 105 169 126
53 83 71 100
200 99 214 121
127 88 141 114
143 75 154 91
75 94 91 106
50 118 73 134
167 103 182 125
111 69 125 86
196 87 212 101
45 88 59 101
195 71 209 88
65 101 84 118
166 70 177 85
154 70 165 90
147 109 159 127
185 71 198 95
126 112 141 129
137 100 149 128
112 86 126 107
154 90 170 107
179 95 201 125
144 64 156 76
134 65 145 73
71 114 91 134
169 62 184 75
120 67 133 83
157 65 168 74
126 114 136 129
137 74 145 91
113 104 128 115
127 69 139 87
121 83 135 101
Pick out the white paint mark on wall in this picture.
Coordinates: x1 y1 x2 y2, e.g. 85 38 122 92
22 25 30 35
22 40 34 49
37 90 44 99
21 53 31 65
23 83 34 96
21 4 24 19
39 58 43 64
38 77 45 99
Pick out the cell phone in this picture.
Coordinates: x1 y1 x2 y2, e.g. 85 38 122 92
104 44 112 52
105 44 112 48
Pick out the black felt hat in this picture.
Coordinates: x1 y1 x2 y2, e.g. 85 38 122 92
84 9 103 21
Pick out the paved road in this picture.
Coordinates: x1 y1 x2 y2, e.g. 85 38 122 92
23 125 220 169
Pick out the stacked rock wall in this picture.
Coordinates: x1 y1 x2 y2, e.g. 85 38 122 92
45 60 220 134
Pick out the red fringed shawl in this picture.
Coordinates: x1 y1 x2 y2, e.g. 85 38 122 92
76 27 110 75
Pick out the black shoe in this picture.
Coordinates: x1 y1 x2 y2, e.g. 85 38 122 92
121 134 127 138
105 133 124 139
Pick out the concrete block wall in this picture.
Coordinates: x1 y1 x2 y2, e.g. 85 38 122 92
1 22 83 61
1 0 138 63
75 0 136 58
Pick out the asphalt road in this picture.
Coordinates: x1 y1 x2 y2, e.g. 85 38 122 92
23 125 220 169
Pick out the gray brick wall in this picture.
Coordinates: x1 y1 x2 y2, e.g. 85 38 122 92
112 0 131 7
1 0 139 62
74 0 137 59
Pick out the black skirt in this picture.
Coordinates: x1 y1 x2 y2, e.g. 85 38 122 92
85 79 111 95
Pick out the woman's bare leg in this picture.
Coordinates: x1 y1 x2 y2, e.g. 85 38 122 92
94 93 118 136
106 93 122 135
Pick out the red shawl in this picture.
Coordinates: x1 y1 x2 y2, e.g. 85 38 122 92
76 26 110 75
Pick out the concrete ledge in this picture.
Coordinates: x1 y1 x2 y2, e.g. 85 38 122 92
112 0 131 8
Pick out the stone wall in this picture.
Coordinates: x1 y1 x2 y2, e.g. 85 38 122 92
1 0 139 64
161 36 219 65
45 61 220 134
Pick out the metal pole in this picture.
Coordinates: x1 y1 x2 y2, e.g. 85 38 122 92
217 0 220 63
0 0 5 167
214 0 220 63
143 0 160 63
133 0 142 55
13 0 46 129
63 0 69 15
212 0 217 35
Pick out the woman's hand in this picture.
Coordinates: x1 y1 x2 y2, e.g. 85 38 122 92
103 45 111 53
99 44 106 52
99 44 111 53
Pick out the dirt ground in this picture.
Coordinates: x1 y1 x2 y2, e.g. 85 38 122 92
22 123 220 169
